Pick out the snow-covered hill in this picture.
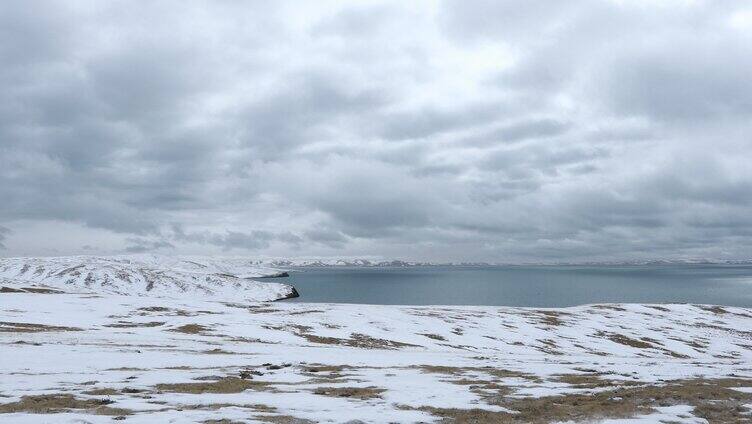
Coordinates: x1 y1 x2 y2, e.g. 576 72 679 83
0 255 297 301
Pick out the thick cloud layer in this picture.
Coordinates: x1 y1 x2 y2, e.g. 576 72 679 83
1 0 751 261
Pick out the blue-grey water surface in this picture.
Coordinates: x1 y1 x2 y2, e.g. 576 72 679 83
282 265 752 307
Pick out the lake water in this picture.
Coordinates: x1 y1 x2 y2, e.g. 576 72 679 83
282 265 752 307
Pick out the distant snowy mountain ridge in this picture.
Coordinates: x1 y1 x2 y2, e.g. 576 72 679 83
254 258 752 267
257 259 492 267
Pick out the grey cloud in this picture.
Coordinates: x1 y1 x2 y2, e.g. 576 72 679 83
602 41 752 121
303 228 348 248
461 119 570 147
0 2 77 66
2 1 752 261
290 160 441 238
376 102 504 141
312 4 398 38
441 0 587 42
480 143 607 181
171 225 302 251
239 71 388 157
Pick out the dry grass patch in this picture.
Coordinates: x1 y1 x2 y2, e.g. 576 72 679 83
598 332 654 349
299 365 355 383
419 365 541 384
591 305 627 312
697 305 728 315
94 406 134 416
170 323 210 334
139 306 220 317
12 340 42 346
312 386 385 400
255 415 316 424
83 388 119 396
668 336 708 351
138 306 170 312
647 305 671 312
81 387 145 396
1 286 64 294
303 364 349 373
278 324 417 349
555 373 640 389
419 333 447 341
597 332 690 358
535 338 564 355
246 306 283 314
0 321 81 333
21 287 65 294
0 286 25 293
408 377 752 423
105 321 164 328
418 365 543 407
288 309 325 315
346 333 417 349
534 310 571 326
155 377 271 394
0 394 120 414
203 348 235 355
179 403 276 412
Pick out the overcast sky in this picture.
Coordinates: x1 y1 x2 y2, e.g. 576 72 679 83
1 1 751 262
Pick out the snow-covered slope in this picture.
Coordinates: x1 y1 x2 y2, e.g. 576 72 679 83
0 255 296 301
1 293 751 423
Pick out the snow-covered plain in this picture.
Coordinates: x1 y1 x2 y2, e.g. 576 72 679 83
1 257 752 423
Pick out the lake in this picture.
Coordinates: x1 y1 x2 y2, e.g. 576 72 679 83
282 264 752 307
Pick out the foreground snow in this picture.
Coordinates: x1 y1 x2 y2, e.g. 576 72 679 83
1 288 751 423
0 255 296 301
